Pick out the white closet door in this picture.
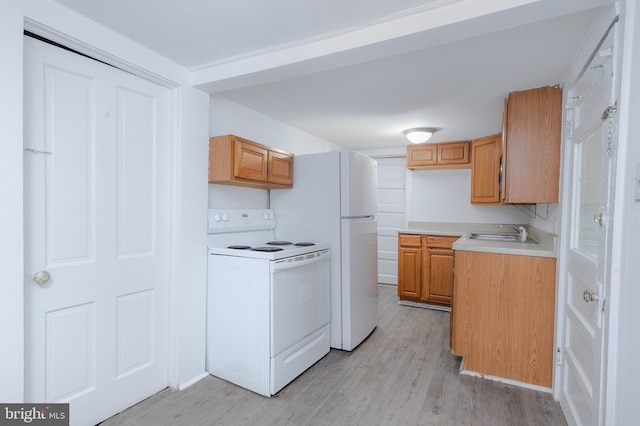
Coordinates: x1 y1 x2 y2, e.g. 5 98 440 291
23 36 171 426
375 158 406 285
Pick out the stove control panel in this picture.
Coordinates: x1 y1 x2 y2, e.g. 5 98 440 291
208 209 276 233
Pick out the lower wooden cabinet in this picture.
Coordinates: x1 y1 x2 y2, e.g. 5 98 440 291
398 233 457 307
451 250 556 387
423 236 457 306
398 234 422 300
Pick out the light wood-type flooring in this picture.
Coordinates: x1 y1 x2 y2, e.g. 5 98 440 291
101 284 566 426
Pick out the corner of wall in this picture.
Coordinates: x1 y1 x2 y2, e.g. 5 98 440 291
169 86 210 388
0 0 25 403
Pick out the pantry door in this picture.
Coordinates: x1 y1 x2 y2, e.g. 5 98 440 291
376 157 406 285
23 36 171 426
559 25 617 426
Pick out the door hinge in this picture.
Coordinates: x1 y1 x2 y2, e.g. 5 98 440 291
601 102 618 120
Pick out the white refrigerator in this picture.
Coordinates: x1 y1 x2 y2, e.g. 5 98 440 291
270 150 378 351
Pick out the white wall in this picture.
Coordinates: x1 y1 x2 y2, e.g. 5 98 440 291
338 147 544 230
0 0 25 403
169 86 210 389
408 169 533 225
529 203 560 234
208 95 344 209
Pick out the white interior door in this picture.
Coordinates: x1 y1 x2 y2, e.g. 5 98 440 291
375 157 406 285
559 28 616 426
23 36 171 426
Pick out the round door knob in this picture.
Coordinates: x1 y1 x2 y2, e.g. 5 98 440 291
583 289 598 303
33 270 51 285
593 212 603 226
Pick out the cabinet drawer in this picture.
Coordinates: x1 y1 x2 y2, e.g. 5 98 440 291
424 235 458 248
399 234 422 248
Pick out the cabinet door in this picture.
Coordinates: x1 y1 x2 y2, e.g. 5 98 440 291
470 134 502 203
438 142 469 165
453 250 556 386
423 247 454 305
397 235 422 299
423 235 457 306
268 150 293 186
233 139 268 182
503 86 562 203
406 144 437 168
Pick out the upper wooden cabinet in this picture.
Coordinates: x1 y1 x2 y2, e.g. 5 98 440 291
470 133 502 204
470 86 562 204
268 150 294 186
502 86 562 203
209 135 293 189
406 141 470 170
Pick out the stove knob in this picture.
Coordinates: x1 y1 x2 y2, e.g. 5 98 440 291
213 213 221 222
262 212 269 220
221 213 229 221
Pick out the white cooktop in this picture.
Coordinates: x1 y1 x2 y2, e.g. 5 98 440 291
207 209 329 260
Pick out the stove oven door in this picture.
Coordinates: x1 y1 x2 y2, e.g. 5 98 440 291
270 249 330 394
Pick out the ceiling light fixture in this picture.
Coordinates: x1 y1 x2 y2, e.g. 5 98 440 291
402 127 438 144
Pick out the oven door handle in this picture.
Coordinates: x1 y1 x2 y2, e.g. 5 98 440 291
272 250 330 272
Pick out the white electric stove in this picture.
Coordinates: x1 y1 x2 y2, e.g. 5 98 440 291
206 209 331 397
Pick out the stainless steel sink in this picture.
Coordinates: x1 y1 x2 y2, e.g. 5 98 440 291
467 233 538 244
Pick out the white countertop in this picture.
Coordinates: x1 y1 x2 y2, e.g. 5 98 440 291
399 222 557 259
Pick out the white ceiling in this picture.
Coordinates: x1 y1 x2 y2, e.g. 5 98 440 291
52 0 610 150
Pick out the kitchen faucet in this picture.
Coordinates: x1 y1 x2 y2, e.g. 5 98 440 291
501 224 528 242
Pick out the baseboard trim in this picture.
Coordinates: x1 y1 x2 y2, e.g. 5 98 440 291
458 360 552 393
397 300 451 312
178 372 210 391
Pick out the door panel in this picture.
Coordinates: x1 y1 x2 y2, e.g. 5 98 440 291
116 88 157 257
574 130 602 259
44 66 96 266
116 290 155 378
24 36 170 426
46 303 96 401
